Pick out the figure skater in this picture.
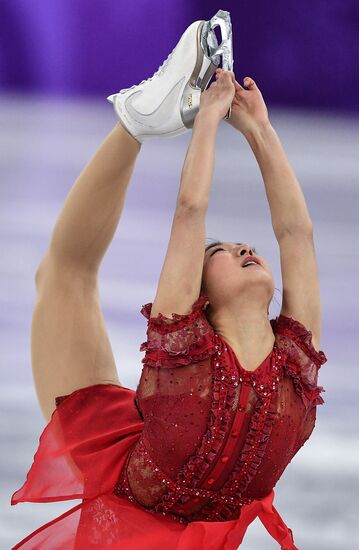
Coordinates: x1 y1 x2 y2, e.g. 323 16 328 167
11 9 327 549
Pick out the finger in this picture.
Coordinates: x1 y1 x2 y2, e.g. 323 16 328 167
217 70 236 89
219 69 235 80
216 68 234 81
227 72 237 90
234 79 245 91
220 69 235 81
226 71 236 86
243 76 257 89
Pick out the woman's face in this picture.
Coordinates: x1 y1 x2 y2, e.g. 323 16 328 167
201 242 275 309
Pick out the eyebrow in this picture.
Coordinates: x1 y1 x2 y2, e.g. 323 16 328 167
205 242 257 255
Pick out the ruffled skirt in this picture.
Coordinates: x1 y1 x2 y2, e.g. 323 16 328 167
11 384 298 549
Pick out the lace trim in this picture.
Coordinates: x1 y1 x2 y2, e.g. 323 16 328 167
113 441 253 525
114 335 254 523
271 314 327 367
140 295 215 368
148 338 240 521
140 294 210 325
113 449 189 525
121 340 284 523
270 314 327 410
210 347 285 517
115 315 324 522
283 362 325 410
153 345 284 522
139 334 215 368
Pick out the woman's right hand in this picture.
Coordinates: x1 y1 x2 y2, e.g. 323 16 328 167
198 69 235 121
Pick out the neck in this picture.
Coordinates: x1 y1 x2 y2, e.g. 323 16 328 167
206 298 275 369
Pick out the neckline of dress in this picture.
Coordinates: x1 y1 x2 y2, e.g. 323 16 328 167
215 333 275 375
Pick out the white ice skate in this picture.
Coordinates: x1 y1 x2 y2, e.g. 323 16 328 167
107 9 234 143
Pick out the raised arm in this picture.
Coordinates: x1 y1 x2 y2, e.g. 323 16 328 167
150 71 235 319
226 72 321 350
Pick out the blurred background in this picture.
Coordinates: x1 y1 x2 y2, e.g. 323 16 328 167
1 1 358 548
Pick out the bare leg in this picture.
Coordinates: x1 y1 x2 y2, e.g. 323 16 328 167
33 122 142 421
39 121 141 275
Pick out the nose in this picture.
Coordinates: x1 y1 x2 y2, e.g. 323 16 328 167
236 244 254 256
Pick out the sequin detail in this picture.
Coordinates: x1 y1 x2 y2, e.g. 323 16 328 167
114 298 327 524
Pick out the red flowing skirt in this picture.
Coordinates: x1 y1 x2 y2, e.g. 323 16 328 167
11 384 298 549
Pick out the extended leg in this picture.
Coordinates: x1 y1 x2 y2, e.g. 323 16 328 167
39 122 141 275
33 123 141 421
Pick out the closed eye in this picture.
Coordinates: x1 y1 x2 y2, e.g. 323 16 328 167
210 247 226 256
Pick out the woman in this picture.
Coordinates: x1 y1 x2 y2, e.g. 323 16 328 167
11 12 327 550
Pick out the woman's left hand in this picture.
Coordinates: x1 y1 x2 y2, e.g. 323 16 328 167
222 71 271 136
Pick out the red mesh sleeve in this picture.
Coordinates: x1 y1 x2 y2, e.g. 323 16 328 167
270 314 328 410
139 294 215 368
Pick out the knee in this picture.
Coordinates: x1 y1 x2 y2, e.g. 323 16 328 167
35 253 98 294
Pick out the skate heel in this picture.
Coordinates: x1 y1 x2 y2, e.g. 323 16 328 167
181 9 234 129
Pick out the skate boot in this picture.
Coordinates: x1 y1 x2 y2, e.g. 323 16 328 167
107 9 234 143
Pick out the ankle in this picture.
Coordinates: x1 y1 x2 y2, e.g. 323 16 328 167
115 121 142 147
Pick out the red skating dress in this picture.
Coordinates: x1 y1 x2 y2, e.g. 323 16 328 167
11 295 327 549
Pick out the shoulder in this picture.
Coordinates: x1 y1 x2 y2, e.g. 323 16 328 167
139 295 215 368
270 313 327 368
141 295 211 327
270 314 327 410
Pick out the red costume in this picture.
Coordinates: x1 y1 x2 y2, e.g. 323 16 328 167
11 295 327 549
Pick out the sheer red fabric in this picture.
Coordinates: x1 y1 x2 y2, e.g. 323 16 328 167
11 295 327 549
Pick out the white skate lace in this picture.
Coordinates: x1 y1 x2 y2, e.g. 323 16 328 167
119 46 176 94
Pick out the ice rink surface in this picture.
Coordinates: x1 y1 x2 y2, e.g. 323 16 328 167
0 94 358 549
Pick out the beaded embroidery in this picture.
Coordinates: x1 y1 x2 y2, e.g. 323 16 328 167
113 297 327 524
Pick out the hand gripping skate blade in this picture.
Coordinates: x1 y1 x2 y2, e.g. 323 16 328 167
184 11 234 127
204 9 234 121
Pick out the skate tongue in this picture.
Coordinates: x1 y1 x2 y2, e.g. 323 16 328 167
106 94 116 104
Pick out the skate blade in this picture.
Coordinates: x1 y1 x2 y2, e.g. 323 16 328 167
202 9 234 72
181 10 234 128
